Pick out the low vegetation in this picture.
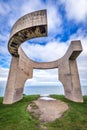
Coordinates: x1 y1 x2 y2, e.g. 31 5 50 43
0 95 40 130
0 95 87 130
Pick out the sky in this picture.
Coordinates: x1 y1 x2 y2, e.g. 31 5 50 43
0 0 87 89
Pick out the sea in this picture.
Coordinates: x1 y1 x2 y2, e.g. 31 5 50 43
0 85 87 97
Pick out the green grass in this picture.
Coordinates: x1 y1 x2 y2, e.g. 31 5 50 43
46 95 87 130
0 95 40 130
0 95 87 130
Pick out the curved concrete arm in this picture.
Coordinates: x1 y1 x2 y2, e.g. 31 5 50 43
8 10 47 57
18 40 82 69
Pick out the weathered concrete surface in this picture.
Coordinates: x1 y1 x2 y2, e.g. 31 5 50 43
58 41 83 102
8 10 47 57
3 10 83 104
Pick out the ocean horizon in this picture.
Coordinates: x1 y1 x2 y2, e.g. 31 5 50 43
0 85 87 97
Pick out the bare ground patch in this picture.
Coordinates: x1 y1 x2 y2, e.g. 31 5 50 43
27 97 69 123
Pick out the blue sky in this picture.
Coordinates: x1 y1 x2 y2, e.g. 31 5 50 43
0 0 87 88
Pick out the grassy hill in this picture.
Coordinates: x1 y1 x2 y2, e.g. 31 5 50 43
0 95 87 130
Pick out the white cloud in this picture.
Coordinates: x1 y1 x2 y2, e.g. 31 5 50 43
0 68 9 90
24 69 62 86
33 69 58 82
0 33 9 55
21 0 45 15
22 40 68 62
63 0 87 22
0 33 8 42
0 1 10 15
0 67 9 80
47 3 62 33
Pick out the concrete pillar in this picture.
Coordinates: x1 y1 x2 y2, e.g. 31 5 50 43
59 59 83 102
3 56 33 104
59 41 83 102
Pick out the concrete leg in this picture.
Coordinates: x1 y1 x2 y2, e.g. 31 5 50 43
69 60 83 102
59 59 83 102
3 57 28 104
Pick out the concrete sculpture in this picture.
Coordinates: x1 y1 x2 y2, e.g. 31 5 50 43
3 10 83 104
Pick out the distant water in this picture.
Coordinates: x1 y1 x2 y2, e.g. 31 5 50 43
0 85 87 97
24 85 64 96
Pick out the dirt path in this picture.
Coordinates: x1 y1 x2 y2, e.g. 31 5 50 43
27 96 69 123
